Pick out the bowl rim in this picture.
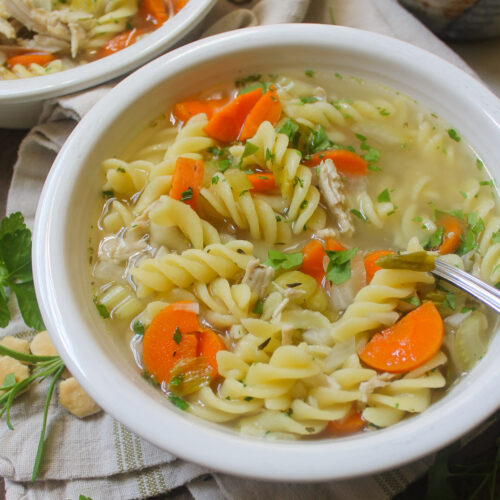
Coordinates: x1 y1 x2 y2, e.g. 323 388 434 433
0 0 216 102
33 23 500 482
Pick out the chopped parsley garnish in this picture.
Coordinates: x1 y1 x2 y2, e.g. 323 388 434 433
278 119 301 147
168 394 189 410
180 187 193 201
480 180 494 187
377 188 391 203
378 108 390 116
264 250 303 270
447 129 461 142
211 175 219 184
368 164 382 172
293 176 304 188
412 216 423 222
304 69 315 78
476 158 484 170
133 321 145 335
207 146 225 157
235 74 261 87
492 230 500 244
300 200 308 210
305 125 332 155
325 247 358 285
423 226 444 250
334 72 342 79
173 327 182 344
363 147 381 164
93 296 109 319
252 299 263 315
299 96 319 104
265 148 275 163
244 396 254 401
238 81 271 95
404 296 420 307
102 190 114 199
169 374 184 387
443 293 456 310
350 209 366 222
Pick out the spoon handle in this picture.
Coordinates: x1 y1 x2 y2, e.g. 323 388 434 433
432 259 500 314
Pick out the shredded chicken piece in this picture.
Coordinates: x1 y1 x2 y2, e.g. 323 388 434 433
359 372 396 403
314 227 338 241
318 159 354 236
3 0 93 58
271 297 289 322
242 259 275 298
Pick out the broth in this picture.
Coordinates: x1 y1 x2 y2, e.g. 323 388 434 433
89 70 499 438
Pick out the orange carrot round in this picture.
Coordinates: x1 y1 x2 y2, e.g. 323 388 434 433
247 172 276 191
364 250 395 283
359 301 444 373
239 86 282 140
203 87 263 142
305 150 368 176
97 29 141 59
326 408 365 435
169 157 204 210
7 53 56 68
173 98 229 123
197 329 227 380
143 301 201 384
139 0 168 26
438 215 463 255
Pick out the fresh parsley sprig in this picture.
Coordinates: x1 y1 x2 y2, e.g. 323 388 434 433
0 212 44 331
0 344 64 481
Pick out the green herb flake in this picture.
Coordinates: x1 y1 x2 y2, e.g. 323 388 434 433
412 216 423 222
403 296 420 307
460 307 475 313
334 72 342 79
278 119 301 147
379 108 390 116
305 125 332 154
102 190 114 199
476 158 484 170
264 250 303 270
133 321 145 336
377 188 391 203
304 69 315 78
242 141 259 160
459 190 468 199
238 81 271 95
235 74 261 87
299 96 319 104
492 230 500 244
368 164 382 172
168 394 189 411
363 147 381 164
265 148 275 163
350 209 367 222
300 200 308 210
180 187 193 202
325 247 358 285
293 176 304 188
305 426 315 433
93 296 109 319
252 299 263 315
173 327 182 345
479 180 494 187
211 175 219 185
447 129 461 142
244 396 254 402
443 293 456 310
169 374 184 387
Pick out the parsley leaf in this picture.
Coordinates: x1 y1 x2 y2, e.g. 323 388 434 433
325 248 358 285
264 250 303 270
350 209 366 222
0 213 45 330
377 188 391 203
305 125 332 155
173 327 182 344
299 96 318 104
492 230 500 244
305 69 315 78
168 394 189 410
443 293 456 310
447 128 461 142
278 119 301 147
133 321 145 335
241 142 259 159
180 187 193 202
252 299 263 315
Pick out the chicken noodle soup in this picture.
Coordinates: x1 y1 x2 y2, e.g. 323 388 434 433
0 0 187 79
90 71 499 438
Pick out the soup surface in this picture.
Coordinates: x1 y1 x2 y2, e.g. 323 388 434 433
0 0 187 79
90 71 499 439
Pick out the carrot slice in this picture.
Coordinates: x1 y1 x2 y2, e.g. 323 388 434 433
247 172 276 191
326 408 365 435
364 250 395 284
143 301 201 383
438 215 463 255
239 86 282 140
169 157 204 210
301 238 345 284
139 0 168 26
7 53 56 68
203 87 263 142
359 302 444 373
173 98 229 123
305 150 368 176
198 329 227 380
97 29 141 59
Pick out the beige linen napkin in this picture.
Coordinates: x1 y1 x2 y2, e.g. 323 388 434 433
2 1 481 499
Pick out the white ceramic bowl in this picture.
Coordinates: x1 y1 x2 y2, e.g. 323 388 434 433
0 0 215 129
33 24 500 481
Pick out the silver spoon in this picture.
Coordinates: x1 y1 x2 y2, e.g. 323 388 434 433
433 259 500 314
